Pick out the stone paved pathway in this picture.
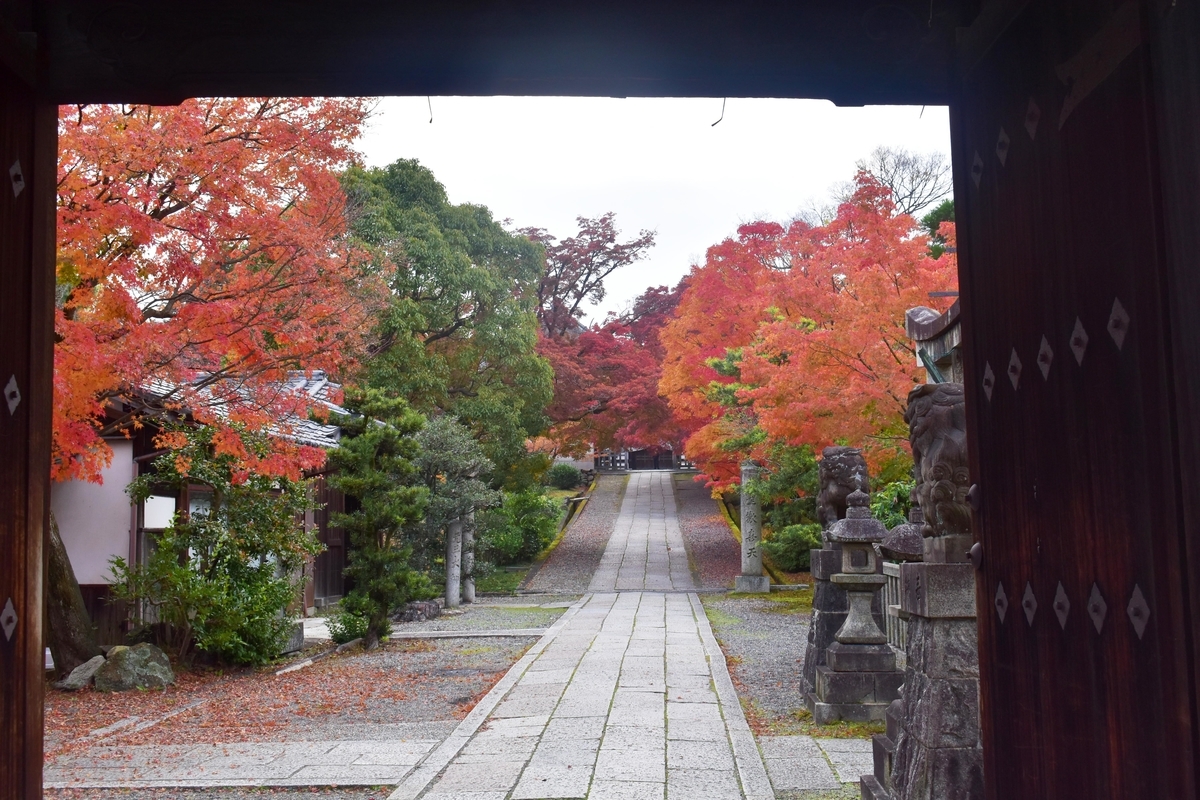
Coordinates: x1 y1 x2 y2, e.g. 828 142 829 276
46 471 870 796
393 471 772 800
589 472 693 593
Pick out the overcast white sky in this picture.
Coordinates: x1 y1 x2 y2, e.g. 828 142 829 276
356 97 951 323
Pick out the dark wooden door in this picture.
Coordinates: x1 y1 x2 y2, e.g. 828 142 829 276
312 475 346 602
953 2 1199 797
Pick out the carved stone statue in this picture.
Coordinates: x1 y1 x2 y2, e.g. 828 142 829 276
817 446 869 530
904 384 970 541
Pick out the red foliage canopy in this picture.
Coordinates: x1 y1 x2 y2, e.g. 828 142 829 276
660 174 958 490
55 98 384 482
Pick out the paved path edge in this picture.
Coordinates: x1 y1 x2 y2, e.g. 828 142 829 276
387 595 590 800
689 592 775 800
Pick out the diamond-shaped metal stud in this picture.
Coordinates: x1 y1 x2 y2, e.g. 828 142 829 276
1107 298 1130 351
982 362 995 402
1025 98 1042 140
1053 582 1070 630
1037 336 1054 380
1127 584 1150 640
1022 582 1037 626
995 128 1011 166
1087 583 1108 633
4 375 19 416
9 160 24 197
971 151 984 188
995 582 1009 624
1007 348 1022 390
1070 318 1089 366
1 598 16 641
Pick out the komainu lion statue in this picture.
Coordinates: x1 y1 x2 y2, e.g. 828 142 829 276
904 383 971 538
816 446 869 531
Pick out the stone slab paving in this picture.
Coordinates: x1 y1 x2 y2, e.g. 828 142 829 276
589 472 693 593
392 591 772 800
812 738 873 784
43 740 442 788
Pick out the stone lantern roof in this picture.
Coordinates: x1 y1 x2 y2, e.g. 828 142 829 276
827 490 888 544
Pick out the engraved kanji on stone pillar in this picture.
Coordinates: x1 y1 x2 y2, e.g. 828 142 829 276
735 460 770 593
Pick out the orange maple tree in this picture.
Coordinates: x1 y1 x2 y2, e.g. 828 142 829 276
660 173 957 489
55 98 384 482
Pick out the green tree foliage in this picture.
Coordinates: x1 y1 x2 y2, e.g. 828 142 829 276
115 425 319 666
343 160 554 485
921 199 955 259
326 389 430 648
413 415 501 570
478 489 559 566
744 443 821 531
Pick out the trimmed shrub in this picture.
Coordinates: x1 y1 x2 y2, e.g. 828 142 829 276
762 523 823 573
546 463 583 490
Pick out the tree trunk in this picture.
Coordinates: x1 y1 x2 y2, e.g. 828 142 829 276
45 512 102 677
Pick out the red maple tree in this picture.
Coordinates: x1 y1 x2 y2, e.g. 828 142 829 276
55 98 384 482
660 173 957 489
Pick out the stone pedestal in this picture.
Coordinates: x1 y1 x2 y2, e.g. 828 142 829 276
807 490 903 724
735 461 771 593
863 561 983 800
803 545 886 696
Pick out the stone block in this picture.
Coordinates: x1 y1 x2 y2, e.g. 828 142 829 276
891 733 984 800
53 655 106 691
872 733 896 789
810 548 844 581
815 666 874 704
861 774 894 800
874 671 904 703
811 699 891 725
905 616 979 679
814 580 850 612
900 563 977 619
901 671 981 749
734 574 770 593
922 534 973 564
826 642 897 672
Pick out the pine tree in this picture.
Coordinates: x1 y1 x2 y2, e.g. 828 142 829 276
327 390 429 648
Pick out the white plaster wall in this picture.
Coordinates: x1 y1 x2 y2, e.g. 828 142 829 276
50 440 135 585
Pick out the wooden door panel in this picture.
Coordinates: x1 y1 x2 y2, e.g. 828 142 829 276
953 3 1195 797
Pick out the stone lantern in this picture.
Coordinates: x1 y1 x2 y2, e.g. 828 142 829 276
809 488 904 724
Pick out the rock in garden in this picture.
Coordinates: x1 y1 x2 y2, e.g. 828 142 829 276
94 643 175 692
53 654 106 691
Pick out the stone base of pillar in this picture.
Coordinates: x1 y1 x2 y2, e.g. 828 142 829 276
861 561 984 800
735 574 770 593
807 656 903 724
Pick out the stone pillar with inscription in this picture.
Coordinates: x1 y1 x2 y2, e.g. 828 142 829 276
735 461 771 593
862 384 984 800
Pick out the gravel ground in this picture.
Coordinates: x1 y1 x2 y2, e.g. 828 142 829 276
674 473 740 590
522 474 627 593
46 636 533 758
395 603 567 632
46 789 391 800
701 593 814 734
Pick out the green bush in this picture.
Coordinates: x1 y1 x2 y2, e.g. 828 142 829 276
478 488 559 565
114 425 319 666
762 523 823 573
326 611 370 645
546 463 583 490
870 480 914 530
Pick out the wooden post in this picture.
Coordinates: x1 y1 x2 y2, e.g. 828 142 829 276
0 33 56 800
